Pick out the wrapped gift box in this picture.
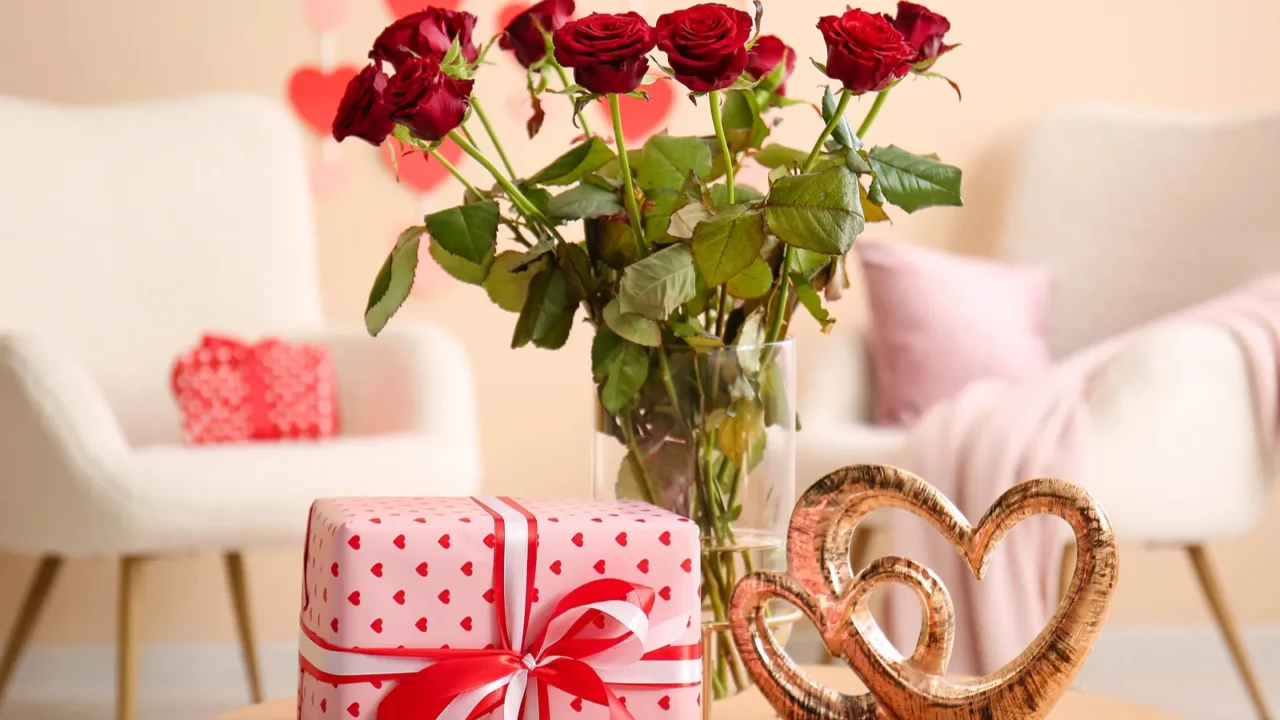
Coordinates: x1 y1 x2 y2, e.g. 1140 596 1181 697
170 334 338 444
297 497 703 720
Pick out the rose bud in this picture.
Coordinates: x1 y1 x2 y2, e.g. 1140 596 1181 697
370 8 479 70
332 64 396 145
385 56 475 142
817 9 914 94
500 0 575 69
553 12 657 95
744 35 796 95
655 3 753 93
888 1 953 68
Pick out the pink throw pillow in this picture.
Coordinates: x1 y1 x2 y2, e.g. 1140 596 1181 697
856 239 1053 426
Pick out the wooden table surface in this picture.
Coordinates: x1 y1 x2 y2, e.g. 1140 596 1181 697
215 665 1181 719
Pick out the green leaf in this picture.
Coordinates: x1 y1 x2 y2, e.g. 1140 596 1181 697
725 257 772 299
822 87 859 151
763 166 864 254
734 309 767 372
618 244 697 320
548 184 624 219
596 333 651 414
512 268 575 349
786 247 831 280
846 149 872 174
637 135 712 191
425 201 499 265
365 227 424 336
667 201 712 240
603 298 662 347
811 58 828 74
428 236 492 285
719 90 768 150
584 218 638 269
528 138 615 186
644 188 680 242
708 183 765 208
860 182 890 223
591 328 623 381
484 250 541 312
792 275 835 331
866 145 963 213
691 206 766 287
752 144 810 169
522 186 553 218
557 242 595 300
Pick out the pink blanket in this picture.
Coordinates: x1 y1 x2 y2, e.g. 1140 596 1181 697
887 276 1280 674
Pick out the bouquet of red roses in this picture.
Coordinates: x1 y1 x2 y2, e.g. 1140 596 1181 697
332 0 961 699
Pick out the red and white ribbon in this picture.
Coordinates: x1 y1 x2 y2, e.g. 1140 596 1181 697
298 497 700 720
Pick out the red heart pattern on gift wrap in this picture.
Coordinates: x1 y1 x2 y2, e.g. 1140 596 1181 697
287 66 358 136
300 498 701 720
347 591 360 606
438 534 450 548
371 563 383 578
347 702 359 717
393 534 406 550
570 697 583 712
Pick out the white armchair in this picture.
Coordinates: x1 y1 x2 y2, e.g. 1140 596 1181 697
798 105 1280 717
0 94 481 719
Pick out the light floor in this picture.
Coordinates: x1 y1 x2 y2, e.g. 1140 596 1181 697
1 626 1277 719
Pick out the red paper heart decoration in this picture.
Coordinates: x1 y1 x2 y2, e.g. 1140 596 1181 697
379 139 466 195
495 2 527 32
287 65 358 136
595 78 675 144
385 0 461 17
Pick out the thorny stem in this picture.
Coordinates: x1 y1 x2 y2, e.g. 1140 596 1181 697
608 94 647 257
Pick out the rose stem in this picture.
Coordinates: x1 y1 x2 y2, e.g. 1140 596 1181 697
767 88 855 344
856 88 890 139
448 129 544 226
607 93 647 257
553 64 594 139
537 25 594 139
428 147 480 199
708 89 736 339
469 97 519 179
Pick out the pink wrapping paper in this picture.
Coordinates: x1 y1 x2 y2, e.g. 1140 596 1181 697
297 497 703 720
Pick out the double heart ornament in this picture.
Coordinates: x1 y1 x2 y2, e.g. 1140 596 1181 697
730 464 1119 720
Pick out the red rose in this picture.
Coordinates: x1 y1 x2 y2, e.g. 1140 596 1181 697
500 0 575 69
744 35 796 95
553 12 656 95
385 56 474 142
817 9 914 94
655 3 753 93
889 1 952 66
332 64 396 146
370 8 479 69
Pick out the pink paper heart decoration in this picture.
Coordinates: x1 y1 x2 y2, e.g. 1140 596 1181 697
303 0 350 33
378 138 466 195
310 153 349 200
287 65 358 136
385 0 461 18
594 77 675 144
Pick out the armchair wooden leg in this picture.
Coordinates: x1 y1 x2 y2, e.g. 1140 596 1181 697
1187 545 1274 720
225 552 264 703
0 556 62 703
117 555 145 720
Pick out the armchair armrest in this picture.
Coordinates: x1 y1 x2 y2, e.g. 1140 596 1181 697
1084 322 1273 540
287 323 479 440
0 333 132 552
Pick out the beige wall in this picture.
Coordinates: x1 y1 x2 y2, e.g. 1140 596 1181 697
1 0 1279 646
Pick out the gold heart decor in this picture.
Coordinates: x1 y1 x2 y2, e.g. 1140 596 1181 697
729 464 1119 720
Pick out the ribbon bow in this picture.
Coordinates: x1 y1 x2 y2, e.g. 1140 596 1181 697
297 497 699 720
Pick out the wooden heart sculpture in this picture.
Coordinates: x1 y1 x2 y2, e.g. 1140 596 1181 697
730 464 1119 720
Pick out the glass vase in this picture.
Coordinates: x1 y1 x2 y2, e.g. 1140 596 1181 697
591 340 798 700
